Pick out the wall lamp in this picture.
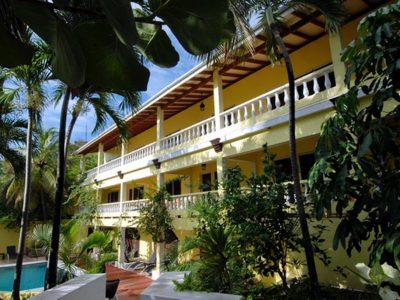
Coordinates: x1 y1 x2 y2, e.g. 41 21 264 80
199 101 205 111
152 158 161 170
201 163 207 171
117 170 123 179
94 179 99 186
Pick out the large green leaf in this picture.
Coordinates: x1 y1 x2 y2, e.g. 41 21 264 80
149 0 235 55
98 0 139 46
134 9 179 67
13 0 85 87
0 24 34 68
74 22 149 91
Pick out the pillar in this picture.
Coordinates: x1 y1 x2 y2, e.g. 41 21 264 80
120 182 128 213
117 227 126 264
216 155 227 195
156 106 164 151
329 29 346 90
213 69 224 130
97 143 104 175
79 155 86 173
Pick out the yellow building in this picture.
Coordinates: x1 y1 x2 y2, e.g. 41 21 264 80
76 0 387 287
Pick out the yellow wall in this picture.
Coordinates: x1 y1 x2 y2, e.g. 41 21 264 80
0 225 19 254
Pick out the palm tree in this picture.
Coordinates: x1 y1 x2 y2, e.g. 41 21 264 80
32 128 58 221
52 84 140 159
1 42 51 300
47 84 140 289
0 128 57 222
243 1 345 298
0 94 26 174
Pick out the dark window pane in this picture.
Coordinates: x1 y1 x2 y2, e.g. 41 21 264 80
166 179 181 195
299 153 315 180
275 158 292 180
201 173 212 191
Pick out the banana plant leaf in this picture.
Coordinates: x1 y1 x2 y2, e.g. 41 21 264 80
99 0 139 46
74 22 149 91
134 9 179 68
0 23 34 68
149 0 235 55
13 0 86 88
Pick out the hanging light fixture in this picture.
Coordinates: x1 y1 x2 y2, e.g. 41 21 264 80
199 101 205 111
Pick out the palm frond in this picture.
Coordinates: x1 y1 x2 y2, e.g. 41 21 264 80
289 0 346 32
87 96 129 141
196 0 255 66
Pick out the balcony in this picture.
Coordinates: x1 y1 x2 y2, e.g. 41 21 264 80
96 191 219 218
85 65 336 181
95 179 311 219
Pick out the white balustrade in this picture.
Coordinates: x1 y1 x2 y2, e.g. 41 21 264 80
96 202 121 214
85 168 97 179
122 199 149 212
123 142 157 165
96 183 313 218
220 65 334 128
167 191 219 210
159 117 216 151
98 157 122 174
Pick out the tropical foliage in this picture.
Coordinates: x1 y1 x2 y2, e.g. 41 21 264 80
309 1 400 272
239 2 346 297
136 187 172 243
175 146 330 297
28 221 115 277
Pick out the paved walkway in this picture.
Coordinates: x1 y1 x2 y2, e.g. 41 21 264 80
106 264 153 300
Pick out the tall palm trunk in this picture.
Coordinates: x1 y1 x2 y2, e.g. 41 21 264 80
40 188 47 221
11 108 34 300
64 99 83 161
45 87 71 289
270 20 321 299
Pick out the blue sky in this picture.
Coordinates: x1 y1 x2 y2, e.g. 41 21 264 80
42 31 198 143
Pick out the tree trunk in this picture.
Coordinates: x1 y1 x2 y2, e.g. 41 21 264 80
40 188 47 222
64 99 83 161
11 108 34 300
45 87 71 289
271 24 321 299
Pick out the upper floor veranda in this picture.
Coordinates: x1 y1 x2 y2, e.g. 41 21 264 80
76 0 381 186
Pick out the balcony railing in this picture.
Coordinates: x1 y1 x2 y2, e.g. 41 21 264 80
96 191 219 216
96 202 120 214
85 65 335 180
99 157 121 174
159 117 216 151
220 65 334 128
122 199 149 213
123 142 157 165
167 191 219 210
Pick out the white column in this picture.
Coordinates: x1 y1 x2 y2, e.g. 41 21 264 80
213 69 224 130
120 182 128 213
120 141 128 166
156 106 164 151
329 30 346 90
97 143 104 175
216 155 227 195
118 227 126 264
80 155 86 173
